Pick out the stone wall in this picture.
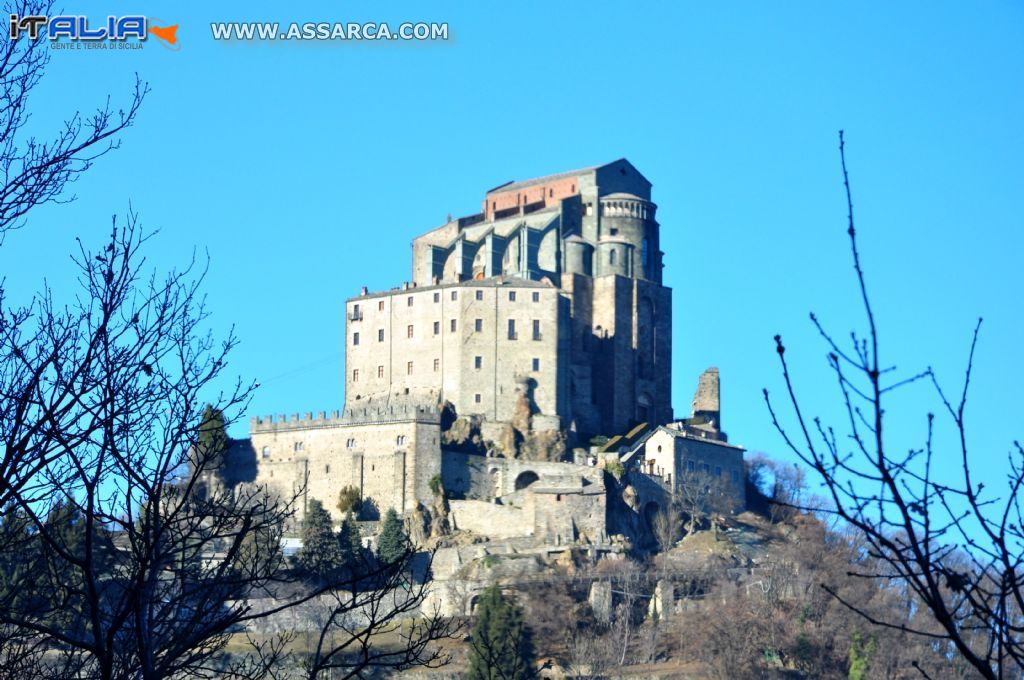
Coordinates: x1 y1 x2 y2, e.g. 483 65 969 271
448 500 532 539
344 279 562 426
440 450 605 500
226 412 442 523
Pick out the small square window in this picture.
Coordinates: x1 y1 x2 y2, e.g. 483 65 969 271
509 291 516 302
532 358 540 371
407 361 414 375
353 332 360 346
475 290 483 301
378 300 384 311
474 393 482 404
532 292 540 302
433 292 440 303
378 329 384 342
407 324 414 338
474 356 482 369
450 319 457 332
407 296 414 307
474 318 483 332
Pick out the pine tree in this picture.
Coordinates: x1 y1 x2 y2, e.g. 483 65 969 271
376 508 408 565
297 500 343 579
197 404 229 482
467 585 536 680
338 512 363 570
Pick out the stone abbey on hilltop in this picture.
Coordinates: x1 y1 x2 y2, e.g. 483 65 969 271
222 161 745 544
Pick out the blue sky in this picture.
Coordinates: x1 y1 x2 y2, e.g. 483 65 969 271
2 2 1022 496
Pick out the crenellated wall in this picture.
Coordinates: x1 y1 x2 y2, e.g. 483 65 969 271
229 411 442 523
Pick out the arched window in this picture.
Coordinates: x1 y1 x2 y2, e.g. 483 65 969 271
261 446 270 459
396 434 407 446
609 249 617 266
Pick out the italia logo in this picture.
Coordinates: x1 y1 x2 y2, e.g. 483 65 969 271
9 15 179 49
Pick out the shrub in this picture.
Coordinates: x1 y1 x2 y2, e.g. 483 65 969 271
428 474 442 496
337 485 362 515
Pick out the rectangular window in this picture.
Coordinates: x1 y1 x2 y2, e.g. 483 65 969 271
433 321 440 335
407 361 413 375
433 292 440 303
507 319 517 340
450 319 457 332
715 466 722 477
325 464 330 474
474 356 482 369
509 291 516 301
352 369 359 381
532 358 540 371
687 460 695 472
377 365 384 378
475 290 483 301
407 324 414 338
474 318 483 332
532 319 541 340
731 470 740 484
353 332 360 346
451 291 457 301
378 328 384 342
433 358 440 372
407 295 414 307
702 463 711 474
532 292 540 302
378 300 384 311
474 393 482 403
353 303 360 315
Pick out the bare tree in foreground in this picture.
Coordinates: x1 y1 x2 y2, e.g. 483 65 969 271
0 0 146 242
0 5 457 671
0 217 458 680
765 131 1022 678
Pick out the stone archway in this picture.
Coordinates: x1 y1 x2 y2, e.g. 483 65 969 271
514 470 540 491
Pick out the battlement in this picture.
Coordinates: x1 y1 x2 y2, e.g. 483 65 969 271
250 403 441 434
250 411 343 433
340 402 441 425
